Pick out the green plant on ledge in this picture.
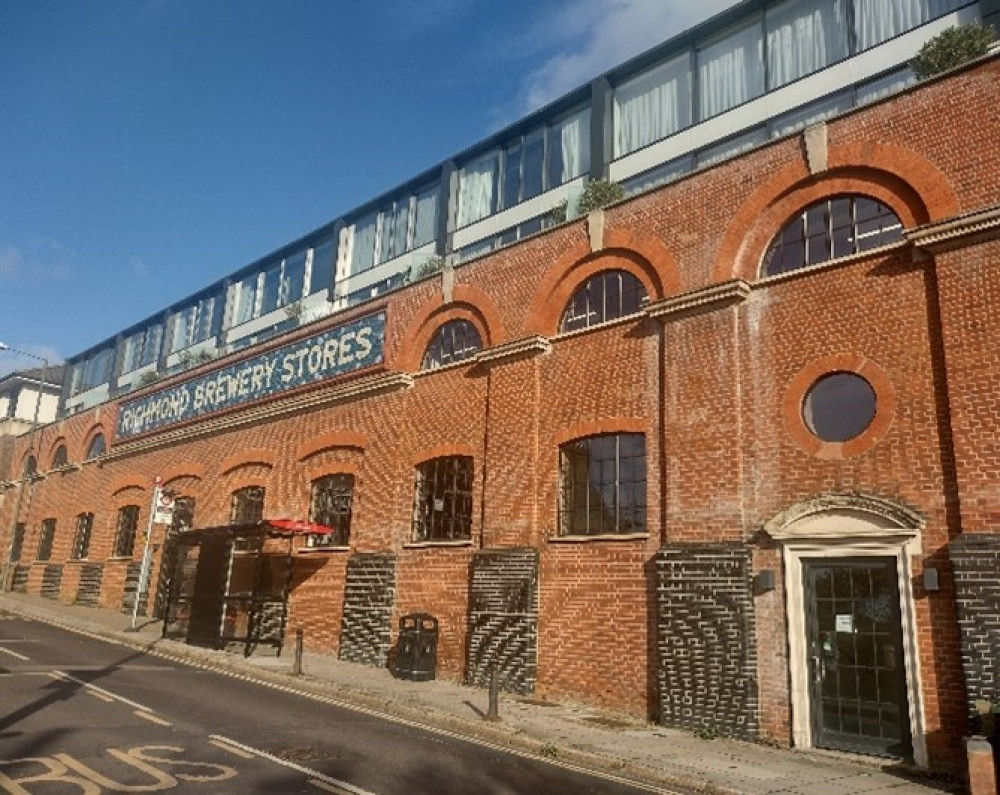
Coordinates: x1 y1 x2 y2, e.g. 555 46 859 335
910 22 995 80
576 179 625 215
415 256 445 279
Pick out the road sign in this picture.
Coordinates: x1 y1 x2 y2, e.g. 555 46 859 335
153 488 175 524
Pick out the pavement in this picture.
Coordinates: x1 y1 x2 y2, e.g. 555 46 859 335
0 591 961 795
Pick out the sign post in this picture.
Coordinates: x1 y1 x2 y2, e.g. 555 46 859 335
127 477 172 631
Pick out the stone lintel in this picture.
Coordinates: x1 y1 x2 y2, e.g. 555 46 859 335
475 335 552 367
906 203 1000 253
645 279 751 323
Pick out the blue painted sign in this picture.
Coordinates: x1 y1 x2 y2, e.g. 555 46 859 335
116 311 386 439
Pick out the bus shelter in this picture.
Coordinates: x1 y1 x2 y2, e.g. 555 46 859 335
161 519 324 656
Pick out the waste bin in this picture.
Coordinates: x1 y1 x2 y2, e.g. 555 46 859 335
395 613 438 681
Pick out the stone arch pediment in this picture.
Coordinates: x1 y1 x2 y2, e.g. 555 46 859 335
764 492 924 540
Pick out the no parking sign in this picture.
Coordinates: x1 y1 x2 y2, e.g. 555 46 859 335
153 488 175 524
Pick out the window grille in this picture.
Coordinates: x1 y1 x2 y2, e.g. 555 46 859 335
763 195 903 276
37 518 57 561
72 512 94 560
308 474 354 547
422 320 483 370
559 433 647 536
114 506 140 558
412 456 474 542
560 270 647 332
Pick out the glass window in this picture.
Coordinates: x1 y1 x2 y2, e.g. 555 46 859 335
23 455 36 477
310 239 336 293
259 263 282 315
230 486 265 525
549 107 591 186
457 151 500 227
139 325 162 367
696 126 767 168
233 274 259 325
85 434 106 460
114 505 140 558
411 184 439 249
697 19 765 120
172 496 195 532
422 320 483 370
10 522 25 562
803 372 877 442
193 294 217 343
72 512 94 560
412 456 474 542
623 155 692 195
308 474 354 548
766 0 848 90
37 518 57 561
559 433 647 536
51 445 68 468
76 347 115 393
378 200 410 264
350 213 378 274
170 307 192 353
283 251 307 305
856 67 915 106
854 0 965 51
762 195 904 276
614 54 692 157
769 93 851 139
522 129 545 202
560 270 648 332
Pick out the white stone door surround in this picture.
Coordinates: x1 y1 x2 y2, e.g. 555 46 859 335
764 494 928 768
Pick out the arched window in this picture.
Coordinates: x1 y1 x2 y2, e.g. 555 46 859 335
422 320 483 370
51 445 68 468
560 270 648 332
113 506 140 558
85 433 106 460
308 474 354 547
763 195 904 277
23 455 37 477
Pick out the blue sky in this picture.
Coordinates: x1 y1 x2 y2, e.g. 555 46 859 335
0 0 732 376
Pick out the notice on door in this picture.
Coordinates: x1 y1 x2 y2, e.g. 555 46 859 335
835 614 854 633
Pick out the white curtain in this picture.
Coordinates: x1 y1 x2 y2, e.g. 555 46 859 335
767 0 848 89
614 54 691 157
457 152 497 227
412 184 438 248
855 0 964 50
350 214 377 274
698 20 765 121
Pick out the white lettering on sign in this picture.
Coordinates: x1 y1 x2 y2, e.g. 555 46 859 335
117 311 385 440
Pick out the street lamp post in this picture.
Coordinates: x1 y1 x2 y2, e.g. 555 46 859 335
0 343 50 590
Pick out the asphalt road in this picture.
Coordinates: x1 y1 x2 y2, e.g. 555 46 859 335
0 612 665 794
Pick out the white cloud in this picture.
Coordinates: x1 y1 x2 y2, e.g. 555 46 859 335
0 242 73 285
518 0 737 115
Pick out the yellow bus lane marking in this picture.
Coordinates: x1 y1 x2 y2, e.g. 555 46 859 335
0 646 30 661
134 710 173 727
210 735 377 795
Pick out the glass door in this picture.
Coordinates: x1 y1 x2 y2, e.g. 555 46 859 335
804 558 911 757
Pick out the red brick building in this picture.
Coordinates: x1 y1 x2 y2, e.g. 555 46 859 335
3 24 1000 776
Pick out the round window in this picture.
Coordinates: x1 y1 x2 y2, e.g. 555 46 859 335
802 372 877 443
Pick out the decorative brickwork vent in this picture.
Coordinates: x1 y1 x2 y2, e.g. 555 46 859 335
466 547 539 695
655 544 759 740
338 552 397 666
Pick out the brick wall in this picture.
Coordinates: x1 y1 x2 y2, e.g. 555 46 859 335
2 57 1000 773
